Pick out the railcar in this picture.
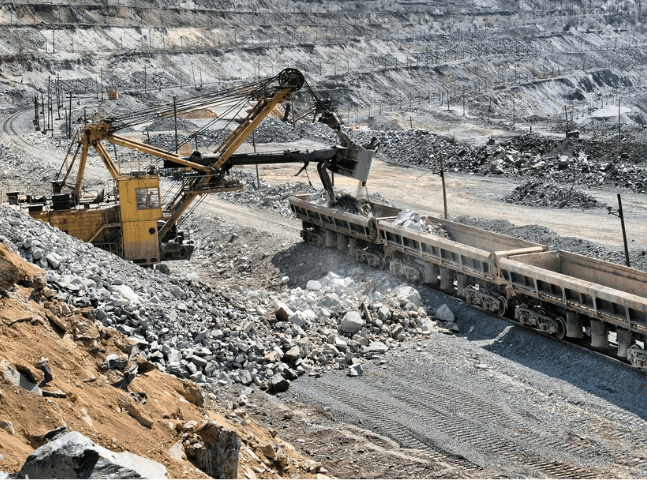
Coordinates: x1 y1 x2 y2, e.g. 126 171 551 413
289 194 647 370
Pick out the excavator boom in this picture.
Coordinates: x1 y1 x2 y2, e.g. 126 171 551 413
16 69 377 265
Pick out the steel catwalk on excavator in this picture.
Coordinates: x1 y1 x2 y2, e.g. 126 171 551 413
12 69 377 265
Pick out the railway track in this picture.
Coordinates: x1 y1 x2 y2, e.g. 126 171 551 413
0 108 23 136
0 107 53 157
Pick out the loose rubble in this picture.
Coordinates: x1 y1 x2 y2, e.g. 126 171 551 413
221 173 316 218
0 227 332 479
504 181 606 209
340 129 647 195
0 206 456 395
145 118 198 132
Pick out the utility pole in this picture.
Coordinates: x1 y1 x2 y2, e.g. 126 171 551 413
173 97 178 154
608 194 631 267
144 65 147 93
439 153 448 219
68 91 73 139
47 77 51 133
34 96 39 131
618 97 621 142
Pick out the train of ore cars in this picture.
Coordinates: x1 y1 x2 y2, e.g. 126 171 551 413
288 194 647 371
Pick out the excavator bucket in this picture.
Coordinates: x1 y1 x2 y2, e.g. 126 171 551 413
330 143 374 185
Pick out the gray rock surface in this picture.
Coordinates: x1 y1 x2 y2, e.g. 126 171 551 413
191 422 241 479
18 431 167 479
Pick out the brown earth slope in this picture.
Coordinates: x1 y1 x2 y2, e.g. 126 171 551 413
0 243 325 479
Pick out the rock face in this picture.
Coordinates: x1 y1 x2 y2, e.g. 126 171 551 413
191 422 241 480
18 431 168 479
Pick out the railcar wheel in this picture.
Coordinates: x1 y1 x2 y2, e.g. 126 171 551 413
497 296 508 316
555 317 566 340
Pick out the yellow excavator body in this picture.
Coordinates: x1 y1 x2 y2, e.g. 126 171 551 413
118 175 163 265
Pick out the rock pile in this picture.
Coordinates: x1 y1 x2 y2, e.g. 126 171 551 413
305 191 395 217
220 173 316 218
504 181 605 209
145 118 198 132
253 271 457 381
249 118 338 145
0 137 57 198
340 128 647 195
0 206 455 392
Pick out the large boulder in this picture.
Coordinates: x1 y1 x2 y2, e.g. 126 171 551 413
17 431 167 479
269 374 290 392
340 311 364 333
435 304 455 322
394 286 421 309
190 421 241 480
109 284 141 306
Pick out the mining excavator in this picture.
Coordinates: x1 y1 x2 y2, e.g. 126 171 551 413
12 69 376 266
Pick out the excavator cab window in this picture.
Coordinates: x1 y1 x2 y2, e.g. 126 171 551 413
136 188 160 210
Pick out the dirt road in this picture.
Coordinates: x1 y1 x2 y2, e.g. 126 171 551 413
233 141 647 251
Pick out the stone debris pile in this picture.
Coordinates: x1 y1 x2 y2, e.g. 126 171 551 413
0 206 457 393
504 181 605 209
342 128 647 194
145 117 198 132
144 130 230 152
249 118 338 145
142 117 338 154
306 191 394 217
259 271 457 381
220 173 316 218
0 136 61 198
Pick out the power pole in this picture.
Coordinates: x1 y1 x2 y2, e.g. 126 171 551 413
608 194 631 267
173 97 178 154
439 153 448 219
68 91 73 138
618 97 621 142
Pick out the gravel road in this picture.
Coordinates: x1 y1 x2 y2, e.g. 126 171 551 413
282 285 647 478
